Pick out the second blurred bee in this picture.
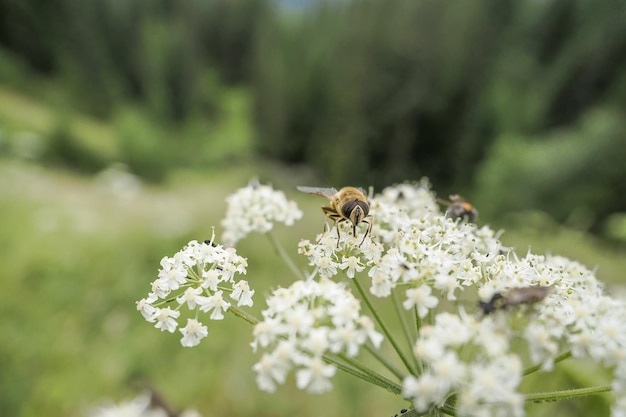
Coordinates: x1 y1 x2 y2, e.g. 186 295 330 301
438 194 478 223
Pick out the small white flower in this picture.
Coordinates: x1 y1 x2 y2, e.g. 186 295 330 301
295 356 336 394
176 287 204 309
357 316 384 349
152 307 180 333
253 353 290 393
368 267 394 297
327 295 360 326
329 322 363 357
430 352 466 391
302 327 331 356
339 255 365 278
402 373 447 412
231 280 255 307
136 298 157 322
413 335 445 363
198 290 231 320
180 318 208 347
157 259 187 291
403 285 439 318
200 269 220 291
318 256 339 279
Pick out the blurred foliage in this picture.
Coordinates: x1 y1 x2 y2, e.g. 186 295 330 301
475 108 626 232
0 0 624 231
253 0 626 233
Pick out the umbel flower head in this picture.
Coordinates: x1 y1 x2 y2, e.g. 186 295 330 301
296 180 626 416
136 231 252 347
138 179 626 417
221 179 303 246
251 278 383 394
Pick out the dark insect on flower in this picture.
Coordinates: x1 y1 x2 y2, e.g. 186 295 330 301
203 239 223 270
479 286 552 315
437 194 478 223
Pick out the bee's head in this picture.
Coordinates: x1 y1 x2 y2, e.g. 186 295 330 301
342 200 370 233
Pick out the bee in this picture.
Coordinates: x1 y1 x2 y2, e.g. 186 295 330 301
437 194 478 222
479 286 552 315
297 186 372 246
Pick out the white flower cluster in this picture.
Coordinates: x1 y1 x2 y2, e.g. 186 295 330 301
221 181 303 246
296 180 626 416
402 252 626 417
136 234 252 347
251 278 383 394
299 180 501 305
139 179 626 416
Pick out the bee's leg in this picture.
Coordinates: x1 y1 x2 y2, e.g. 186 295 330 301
321 207 343 247
358 219 372 247
315 220 328 243
322 219 331 233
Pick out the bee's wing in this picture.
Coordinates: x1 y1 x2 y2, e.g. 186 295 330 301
437 195 468 206
448 194 468 203
297 186 338 200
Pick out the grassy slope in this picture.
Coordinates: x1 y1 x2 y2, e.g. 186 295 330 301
0 86 119 161
0 160 406 417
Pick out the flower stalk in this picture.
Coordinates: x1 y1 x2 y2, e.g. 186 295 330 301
525 385 612 403
352 274 417 375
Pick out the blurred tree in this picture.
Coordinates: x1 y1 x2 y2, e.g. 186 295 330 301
0 0 60 74
0 0 269 119
0 0 624 228
474 108 626 232
253 0 517 188
252 0 626 230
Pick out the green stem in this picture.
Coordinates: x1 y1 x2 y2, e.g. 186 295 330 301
323 353 402 395
440 403 458 416
352 275 416 375
363 344 404 381
412 306 425 374
229 299 403 394
398 404 457 417
523 351 572 376
525 385 612 403
228 305 260 325
392 289 420 374
413 305 422 336
266 231 306 280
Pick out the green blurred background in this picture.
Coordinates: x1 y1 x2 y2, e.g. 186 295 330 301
0 0 625 416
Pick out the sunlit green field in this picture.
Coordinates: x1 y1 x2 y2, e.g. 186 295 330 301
1 158 625 417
